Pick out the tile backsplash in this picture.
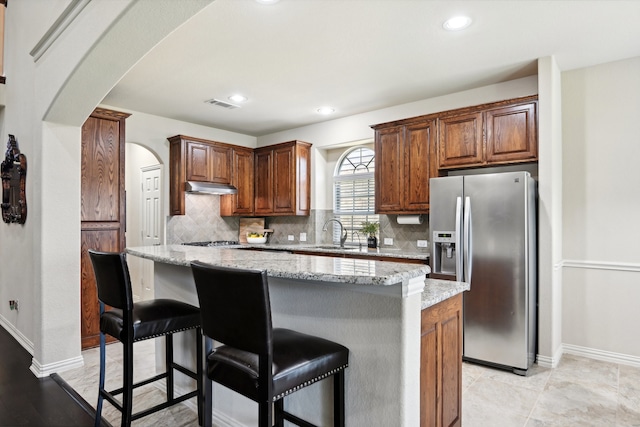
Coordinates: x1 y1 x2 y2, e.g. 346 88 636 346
166 194 430 252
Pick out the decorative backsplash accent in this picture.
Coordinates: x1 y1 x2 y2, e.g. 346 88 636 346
166 197 430 253
166 194 238 244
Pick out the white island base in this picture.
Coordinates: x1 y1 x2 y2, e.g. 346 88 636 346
153 261 423 427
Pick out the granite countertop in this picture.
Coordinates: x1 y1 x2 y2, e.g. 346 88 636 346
244 243 430 261
421 278 469 310
127 245 430 287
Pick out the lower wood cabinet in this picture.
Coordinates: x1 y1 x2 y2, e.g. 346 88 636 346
421 293 463 427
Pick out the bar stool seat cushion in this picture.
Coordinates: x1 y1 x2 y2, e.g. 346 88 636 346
207 328 349 401
101 299 201 342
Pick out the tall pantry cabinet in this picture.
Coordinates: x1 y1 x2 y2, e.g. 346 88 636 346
80 108 129 349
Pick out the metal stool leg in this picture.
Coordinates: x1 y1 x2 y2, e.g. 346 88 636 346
196 328 203 426
203 337 213 427
274 399 284 427
122 339 134 427
166 334 174 402
334 371 345 427
95 331 106 427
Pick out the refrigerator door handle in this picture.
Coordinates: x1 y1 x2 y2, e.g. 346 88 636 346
455 196 463 281
463 196 473 283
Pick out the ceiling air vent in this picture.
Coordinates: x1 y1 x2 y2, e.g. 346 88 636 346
204 98 241 109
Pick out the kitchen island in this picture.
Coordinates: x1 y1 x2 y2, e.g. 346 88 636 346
127 245 468 426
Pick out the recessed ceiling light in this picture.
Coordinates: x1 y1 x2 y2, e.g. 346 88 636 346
443 16 472 31
228 94 248 103
317 107 335 115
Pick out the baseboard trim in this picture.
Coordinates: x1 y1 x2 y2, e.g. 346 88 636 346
536 344 564 368
563 343 640 368
0 316 34 355
30 354 84 378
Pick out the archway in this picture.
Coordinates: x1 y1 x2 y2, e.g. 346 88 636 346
32 0 213 375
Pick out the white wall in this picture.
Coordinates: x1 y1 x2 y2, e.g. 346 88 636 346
561 56 640 362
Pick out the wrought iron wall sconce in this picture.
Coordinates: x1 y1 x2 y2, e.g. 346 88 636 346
1 135 27 224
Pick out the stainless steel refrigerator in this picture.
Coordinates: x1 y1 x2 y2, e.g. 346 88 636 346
430 171 536 375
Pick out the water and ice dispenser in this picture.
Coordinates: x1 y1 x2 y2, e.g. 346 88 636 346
432 231 457 275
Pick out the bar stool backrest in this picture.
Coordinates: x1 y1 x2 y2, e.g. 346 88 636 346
88 250 133 312
191 262 273 356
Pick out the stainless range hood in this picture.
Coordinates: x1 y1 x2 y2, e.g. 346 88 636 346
185 181 238 195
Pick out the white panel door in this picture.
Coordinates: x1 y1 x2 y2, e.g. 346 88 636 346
140 165 163 300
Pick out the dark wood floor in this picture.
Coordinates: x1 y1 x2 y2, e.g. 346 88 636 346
0 325 105 427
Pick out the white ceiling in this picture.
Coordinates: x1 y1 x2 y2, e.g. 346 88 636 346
102 0 640 137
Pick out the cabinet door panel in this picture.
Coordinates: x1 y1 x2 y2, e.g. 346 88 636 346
210 144 232 184
273 146 295 213
80 228 120 348
441 306 462 427
375 127 403 213
221 148 254 216
81 117 121 222
420 316 438 427
438 112 484 168
486 102 537 163
254 149 273 215
421 294 462 427
186 142 211 181
405 121 435 211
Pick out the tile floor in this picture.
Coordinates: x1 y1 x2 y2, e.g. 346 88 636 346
59 341 640 426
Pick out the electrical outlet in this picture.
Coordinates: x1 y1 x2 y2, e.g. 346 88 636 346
383 238 393 246
288 235 295 241
417 240 429 248
299 232 307 242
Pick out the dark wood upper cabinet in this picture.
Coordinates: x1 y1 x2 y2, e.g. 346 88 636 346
405 121 437 212
254 140 311 217
169 135 233 216
253 147 274 216
372 95 538 214
373 120 436 214
170 136 311 217
220 146 254 216
186 141 212 182
209 144 232 184
80 107 129 349
374 126 404 213
437 96 538 170
437 112 484 169
485 102 537 164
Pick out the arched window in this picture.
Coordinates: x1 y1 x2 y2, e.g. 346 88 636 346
331 147 378 246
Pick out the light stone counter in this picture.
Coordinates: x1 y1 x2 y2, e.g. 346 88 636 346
127 244 430 288
240 243 430 262
126 245 466 426
422 278 470 309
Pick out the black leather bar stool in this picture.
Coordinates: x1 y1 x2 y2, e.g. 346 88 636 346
88 250 203 427
190 262 349 427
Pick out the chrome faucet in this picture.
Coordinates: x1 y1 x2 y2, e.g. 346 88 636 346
322 218 348 248
352 231 363 249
